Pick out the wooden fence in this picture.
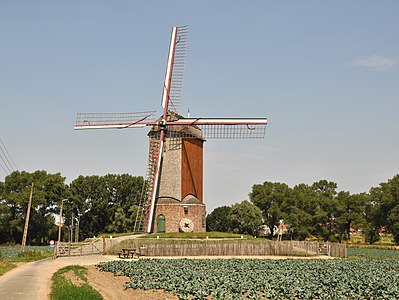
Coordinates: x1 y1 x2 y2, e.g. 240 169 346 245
54 241 102 257
106 239 347 258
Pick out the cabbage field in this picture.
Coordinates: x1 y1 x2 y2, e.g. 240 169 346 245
347 247 399 260
98 258 399 299
0 246 52 259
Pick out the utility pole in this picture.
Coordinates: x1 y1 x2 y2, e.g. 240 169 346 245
58 199 68 243
70 210 74 243
75 209 80 243
21 182 34 252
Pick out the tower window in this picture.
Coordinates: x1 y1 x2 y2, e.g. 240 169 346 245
184 206 188 214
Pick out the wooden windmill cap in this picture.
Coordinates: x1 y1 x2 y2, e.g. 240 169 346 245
148 111 205 141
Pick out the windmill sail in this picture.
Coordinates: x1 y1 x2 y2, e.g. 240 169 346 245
141 25 189 233
74 111 156 129
166 118 267 139
161 26 188 114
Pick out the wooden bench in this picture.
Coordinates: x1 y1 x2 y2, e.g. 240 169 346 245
118 248 137 259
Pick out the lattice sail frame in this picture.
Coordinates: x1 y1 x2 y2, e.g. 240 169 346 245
75 116 267 138
75 111 157 129
166 118 267 139
168 25 188 114
161 26 188 114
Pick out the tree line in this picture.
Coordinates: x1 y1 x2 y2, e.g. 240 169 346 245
2 170 399 245
207 175 399 245
0 170 143 245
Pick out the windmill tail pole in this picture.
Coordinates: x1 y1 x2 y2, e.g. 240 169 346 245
146 136 165 233
145 26 179 233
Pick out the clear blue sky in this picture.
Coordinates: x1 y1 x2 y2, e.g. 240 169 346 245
1 1 398 212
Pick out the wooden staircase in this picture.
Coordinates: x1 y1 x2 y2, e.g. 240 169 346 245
133 135 160 232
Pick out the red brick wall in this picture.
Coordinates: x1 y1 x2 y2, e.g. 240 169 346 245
153 203 206 233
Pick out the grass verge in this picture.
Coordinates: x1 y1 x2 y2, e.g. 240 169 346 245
99 231 142 238
50 265 103 300
140 231 256 239
0 260 16 276
0 248 54 276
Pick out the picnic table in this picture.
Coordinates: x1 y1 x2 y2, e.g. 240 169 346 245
118 248 137 259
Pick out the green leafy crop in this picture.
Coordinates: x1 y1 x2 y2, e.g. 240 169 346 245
98 258 399 299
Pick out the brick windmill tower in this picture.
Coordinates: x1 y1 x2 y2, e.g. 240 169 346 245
74 26 267 233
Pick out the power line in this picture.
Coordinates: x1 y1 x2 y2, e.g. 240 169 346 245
0 159 9 175
0 137 18 170
0 136 18 176
0 151 12 174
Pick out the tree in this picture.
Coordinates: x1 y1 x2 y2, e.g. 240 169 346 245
278 183 314 240
69 175 110 238
227 200 263 236
310 180 340 241
250 182 291 238
69 174 144 238
107 205 139 233
384 175 399 244
389 204 399 244
366 175 399 244
335 192 367 241
0 170 69 244
103 174 143 214
206 206 232 232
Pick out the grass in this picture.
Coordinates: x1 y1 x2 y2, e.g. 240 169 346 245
348 233 394 245
50 265 103 300
347 233 397 249
17 249 54 261
0 246 54 276
99 231 142 238
140 231 256 239
0 260 17 276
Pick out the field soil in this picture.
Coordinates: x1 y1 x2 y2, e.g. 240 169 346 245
86 265 179 300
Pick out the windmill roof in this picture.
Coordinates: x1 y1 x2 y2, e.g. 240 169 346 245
148 111 205 140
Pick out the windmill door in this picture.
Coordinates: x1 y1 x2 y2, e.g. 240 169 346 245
157 215 166 233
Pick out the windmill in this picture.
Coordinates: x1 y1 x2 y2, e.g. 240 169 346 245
74 26 267 233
